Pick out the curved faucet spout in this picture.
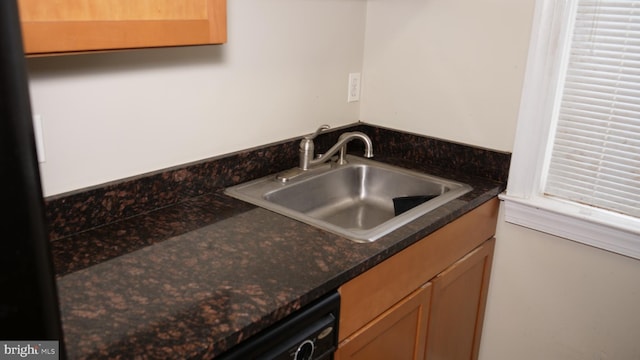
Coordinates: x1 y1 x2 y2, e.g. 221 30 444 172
280 128 375 182
307 131 373 169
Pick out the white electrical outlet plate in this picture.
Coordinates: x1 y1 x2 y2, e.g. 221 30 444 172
32 114 45 163
348 73 361 103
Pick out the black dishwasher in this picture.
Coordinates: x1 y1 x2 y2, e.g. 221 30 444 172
216 291 340 360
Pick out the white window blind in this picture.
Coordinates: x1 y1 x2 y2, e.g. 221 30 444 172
544 0 640 218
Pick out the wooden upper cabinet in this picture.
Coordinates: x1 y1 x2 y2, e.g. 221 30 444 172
17 0 227 55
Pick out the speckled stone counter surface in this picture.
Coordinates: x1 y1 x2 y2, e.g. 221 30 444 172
46 123 510 359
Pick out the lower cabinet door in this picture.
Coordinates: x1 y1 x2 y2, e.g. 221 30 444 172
335 283 432 360
425 238 495 360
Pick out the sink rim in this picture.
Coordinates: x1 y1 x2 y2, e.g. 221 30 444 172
225 155 472 242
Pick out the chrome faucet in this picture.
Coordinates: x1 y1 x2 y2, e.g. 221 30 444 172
302 131 373 170
299 125 373 170
276 125 374 183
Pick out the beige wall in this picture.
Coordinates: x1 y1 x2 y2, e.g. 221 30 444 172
25 0 640 359
28 0 367 197
360 0 533 152
480 205 640 359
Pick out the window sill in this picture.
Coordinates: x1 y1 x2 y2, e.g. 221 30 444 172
500 193 640 260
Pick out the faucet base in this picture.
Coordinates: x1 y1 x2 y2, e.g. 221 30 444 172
275 163 333 183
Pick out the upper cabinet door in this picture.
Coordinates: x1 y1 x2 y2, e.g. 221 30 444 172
18 0 227 56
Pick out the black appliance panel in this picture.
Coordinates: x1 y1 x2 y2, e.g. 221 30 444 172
217 291 340 360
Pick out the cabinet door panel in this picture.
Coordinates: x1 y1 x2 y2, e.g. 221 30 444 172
336 283 432 360
425 238 495 360
18 0 226 55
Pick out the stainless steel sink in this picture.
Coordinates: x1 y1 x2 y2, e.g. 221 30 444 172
225 155 472 242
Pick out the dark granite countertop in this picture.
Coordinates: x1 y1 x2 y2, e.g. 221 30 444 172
46 124 510 359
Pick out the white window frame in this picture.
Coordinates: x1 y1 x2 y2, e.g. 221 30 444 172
500 0 640 259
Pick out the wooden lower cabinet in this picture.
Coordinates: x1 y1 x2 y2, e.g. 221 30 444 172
335 283 432 360
336 198 499 360
425 238 494 360
336 239 494 360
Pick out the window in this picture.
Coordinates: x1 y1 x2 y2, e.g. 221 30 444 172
502 0 640 259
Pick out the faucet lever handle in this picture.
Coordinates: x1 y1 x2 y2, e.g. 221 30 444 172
305 124 330 140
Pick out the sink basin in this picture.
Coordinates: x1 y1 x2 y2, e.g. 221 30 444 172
225 155 472 242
